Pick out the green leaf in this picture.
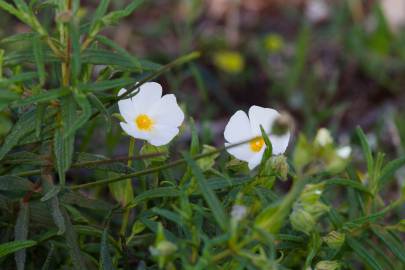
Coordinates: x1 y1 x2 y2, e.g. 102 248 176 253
40 185 62 202
95 35 141 70
0 240 36 259
78 78 136 92
0 176 34 195
40 242 55 270
0 72 37 87
4 48 59 66
54 95 76 184
33 36 46 85
183 152 228 231
0 109 36 160
1 32 38 44
100 228 116 270
81 49 144 71
49 197 65 235
63 92 91 139
62 209 86 270
70 20 81 85
356 126 374 176
378 156 405 187
12 88 70 107
102 0 144 25
88 93 111 130
371 227 405 264
14 201 30 270
324 178 371 194
347 236 384 270
130 187 180 208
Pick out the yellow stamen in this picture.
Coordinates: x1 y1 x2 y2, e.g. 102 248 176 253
249 137 265 152
135 114 154 131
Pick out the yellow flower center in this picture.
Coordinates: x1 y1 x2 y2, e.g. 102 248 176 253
135 114 154 131
249 137 265 152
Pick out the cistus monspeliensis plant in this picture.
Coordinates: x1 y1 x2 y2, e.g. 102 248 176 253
0 1 404 270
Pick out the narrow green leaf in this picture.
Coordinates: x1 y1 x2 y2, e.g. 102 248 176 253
0 72 37 87
100 228 115 270
95 35 141 69
324 178 371 194
0 109 36 160
0 240 36 258
81 48 142 72
33 36 46 85
356 126 374 176
12 88 70 107
40 186 61 202
63 92 91 139
102 0 144 25
14 201 30 270
49 197 65 235
54 95 76 184
1 32 38 44
378 156 405 187
70 20 81 85
78 78 136 92
40 242 55 270
183 152 228 231
35 103 46 138
372 227 405 264
62 209 86 270
88 93 111 130
128 187 179 208
347 236 384 270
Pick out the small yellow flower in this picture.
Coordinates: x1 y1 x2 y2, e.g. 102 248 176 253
264 33 284 53
213 50 244 74
224 106 291 170
118 82 184 146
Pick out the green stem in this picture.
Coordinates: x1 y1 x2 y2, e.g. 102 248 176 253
120 137 136 236
69 137 262 190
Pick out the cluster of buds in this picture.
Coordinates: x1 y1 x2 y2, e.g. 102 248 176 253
290 183 329 235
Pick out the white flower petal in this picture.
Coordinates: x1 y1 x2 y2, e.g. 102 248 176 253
270 133 290 155
247 149 265 170
225 142 254 162
149 94 184 127
148 125 179 146
118 88 138 121
131 82 163 112
224 110 252 143
248 105 280 135
120 122 150 141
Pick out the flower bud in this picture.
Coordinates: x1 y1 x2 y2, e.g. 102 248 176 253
300 183 325 204
271 113 293 136
268 155 289 180
290 207 315 235
315 260 341 270
151 241 178 257
315 128 333 147
323 231 345 250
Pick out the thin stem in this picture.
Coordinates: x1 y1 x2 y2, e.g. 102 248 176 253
69 136 259 190
10 152 166 177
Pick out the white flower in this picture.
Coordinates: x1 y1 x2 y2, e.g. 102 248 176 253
336 146 351 159
118 82 184 146
224 105 290 170
231 204 248 222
